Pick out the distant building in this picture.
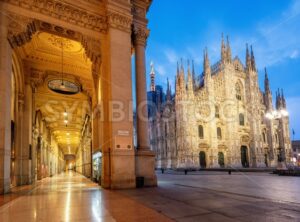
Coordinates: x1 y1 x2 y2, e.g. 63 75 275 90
292 140 300 166
147 62 166 118
148 36 292 169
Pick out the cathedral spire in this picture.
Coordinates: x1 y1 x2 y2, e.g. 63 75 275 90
179 58 186 91
250 45 256 71
150 61 155 91
246 43 252 71
226 35 232 63
264 67 273 111
281 89 286 109
221 33 227 63
276 89 283 110
264 67 270 93
192 60 196 89
180 58 184 73
187 60 193 92
203 48 211 82
166 78 171 101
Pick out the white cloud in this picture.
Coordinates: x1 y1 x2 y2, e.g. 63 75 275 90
290 50 299 59
156 64 167 76
164 49 179 64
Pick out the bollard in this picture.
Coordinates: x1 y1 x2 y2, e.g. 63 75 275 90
184 169 188 175
228 170 231 175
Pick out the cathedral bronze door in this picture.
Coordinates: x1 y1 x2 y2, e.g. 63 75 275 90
199 151 206 168
264 154 269 167
241 146 249 168
218 152 225 168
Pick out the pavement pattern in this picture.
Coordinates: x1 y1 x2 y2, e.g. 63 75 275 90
1 171 300 221
119 171 300 222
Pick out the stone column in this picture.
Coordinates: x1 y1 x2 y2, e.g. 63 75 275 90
134 27 150 150
23 83 33 183
0 12 12 194
133 25 157 186
14 94 25 185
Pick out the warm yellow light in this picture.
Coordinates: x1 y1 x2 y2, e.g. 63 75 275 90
63 112 68 117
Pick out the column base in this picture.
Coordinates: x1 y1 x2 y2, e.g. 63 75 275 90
109 150 136 189
135 148 157 187
0 178 10 194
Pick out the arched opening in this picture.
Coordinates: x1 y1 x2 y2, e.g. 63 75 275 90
215 105 220 118
199 151 206 168
264 151 269 167
218 152 225 168
235 82 242 101
217 127 222 140
241 146 249 168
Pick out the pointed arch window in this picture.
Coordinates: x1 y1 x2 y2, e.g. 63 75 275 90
236 83 242 100
217 127 222 139
198 125 204 139
262 132 266 143
215 105 220 118
239 113 245 126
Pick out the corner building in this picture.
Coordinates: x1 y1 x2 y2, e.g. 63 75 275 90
0 0 156 194
149 37 292 169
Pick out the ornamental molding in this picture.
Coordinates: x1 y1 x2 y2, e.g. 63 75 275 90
107 11 132 32
132 25 149 46
3 0 107 33
6 15 101 64
131 5 146 18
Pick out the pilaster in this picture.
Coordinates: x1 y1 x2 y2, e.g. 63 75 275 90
0 11 12 194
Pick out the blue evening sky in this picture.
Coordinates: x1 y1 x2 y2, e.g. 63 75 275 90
145 0 300 139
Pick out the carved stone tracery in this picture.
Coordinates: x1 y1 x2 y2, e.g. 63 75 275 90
107 11 132 33
4 0 107 33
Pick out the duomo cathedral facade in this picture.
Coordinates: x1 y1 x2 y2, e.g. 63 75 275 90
148 37 292 169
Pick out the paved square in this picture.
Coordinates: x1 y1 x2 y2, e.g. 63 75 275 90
119 171 300 221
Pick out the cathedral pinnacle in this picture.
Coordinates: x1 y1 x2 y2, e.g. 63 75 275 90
192 60 196 89
221 33 227 63
250 45 256 71
246 43 252 71
281 89 286 109
226 35 232 63
264 67 270 93
203 48 211 81
150 61 155 91
166 78 171 101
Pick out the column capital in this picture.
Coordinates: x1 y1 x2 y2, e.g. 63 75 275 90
133 25 149 46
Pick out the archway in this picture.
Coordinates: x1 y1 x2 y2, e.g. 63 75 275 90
241 146 249 168
199 151 206 168
218 152 225 168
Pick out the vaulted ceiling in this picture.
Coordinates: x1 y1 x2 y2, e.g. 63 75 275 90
16 32 93 155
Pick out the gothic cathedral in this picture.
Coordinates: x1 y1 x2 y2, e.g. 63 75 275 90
148 36 292 169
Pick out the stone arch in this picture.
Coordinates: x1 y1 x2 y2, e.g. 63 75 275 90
12 51 25 96
8 18 102 99
235 80 243 101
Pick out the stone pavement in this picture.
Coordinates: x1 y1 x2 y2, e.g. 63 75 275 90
118 171 300 221
1 171 300 221
0 172 171 222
